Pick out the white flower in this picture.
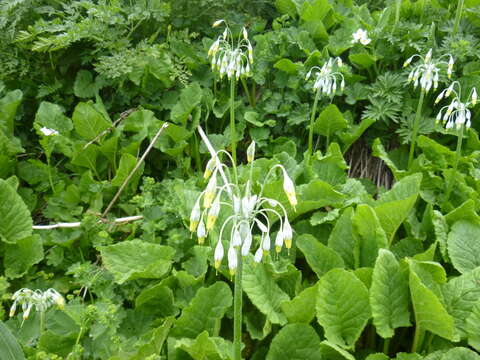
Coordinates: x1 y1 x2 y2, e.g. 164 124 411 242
246 141 255 163
352 29 371 45
435 82 476 130
228 246 238 275
214 240 224 269
404 49 454 93
306 58 345 97
10 288 64 320
40 127 59 136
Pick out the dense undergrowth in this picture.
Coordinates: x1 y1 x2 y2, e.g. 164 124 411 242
2 0 480 359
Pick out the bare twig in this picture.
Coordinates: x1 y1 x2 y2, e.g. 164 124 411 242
33 215 143 230
101 122 169 217
83 108 137 150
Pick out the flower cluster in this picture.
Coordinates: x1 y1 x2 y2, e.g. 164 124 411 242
10 288 65 320
435 82 477 129
305 57 345 96
207 19 253 80
190 132 297 276
403 48 454 93
352 29 371 45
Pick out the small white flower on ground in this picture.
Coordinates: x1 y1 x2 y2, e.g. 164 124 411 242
352 29 371 45
40 127 59 136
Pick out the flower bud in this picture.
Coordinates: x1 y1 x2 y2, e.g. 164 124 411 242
243 27 248 40
425 49 432 63
275 230 284 253
9 302 16 317
247 141 255 163
262 233 271 253
283 219 293 249
204 157 217 179
254 247 263 263
472 88 477 106
203 174 217 209
241 230 252 256
403 57 413 68
282 171 297 209
232 227 242 247
206 195 221 230
212 19 224 27
228 246 237 275
189 199 201 232
214 240 224 269
197 220 206 245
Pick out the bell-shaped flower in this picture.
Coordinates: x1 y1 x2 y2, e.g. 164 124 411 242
214 240 224 269
197 219 206 245
228 246 238 275
189 199 201 232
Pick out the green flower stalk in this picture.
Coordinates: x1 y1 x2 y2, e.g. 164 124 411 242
403 49 454 169
305 57 345 157
208 20 253 165
192 126 296 359
435 82 477 207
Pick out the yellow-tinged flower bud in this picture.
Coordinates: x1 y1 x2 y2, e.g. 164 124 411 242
206 195 221 230
472 88 477 106
197 220 206 244
283 219 292 249
189 199 201 232
203 174 217 208
212 19 224 27
214 240 224 269
247 141 255 163
228 246 237 276
282 171 297 210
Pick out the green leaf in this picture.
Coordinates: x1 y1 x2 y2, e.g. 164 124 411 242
274 59 301 74
133 317 174 359
319 340 356 360
443 267 480 339
313 104 349 138
170 82 202 126
175 331 233 360
0 89 23 136
353 204 388 268
266 324 322 360
111 153 143 188
307 142 348 185
433 347 480 360
181 246 211 278
408 260 457 341
328 207 357 269
374 173 422 244
338 117 375 153
34 101 72 134
72 101 111 140
0 179 32 244
444 199 480 226
349 52 377 69
370 249 410 339
275 0 297 17
0 320 26 360
4 235 43 279
447 221 480 274
171 282 232 338
100 239 175 284
316 268 371 349
432 210 449 260
136 283 178 318
366 354 389 360
372 138 406 180
74 70 98 98
466 300 480 351
243 258 290 325
297 234 344 277
281 283 319 324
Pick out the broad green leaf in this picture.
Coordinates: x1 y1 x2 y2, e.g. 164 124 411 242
243 258 290 325
316 268 371 349
466 299 480 351
338 117 375 153
0 179 32 244
170 82 202 126
274 58 301 74
275 0 298 17
34 101 72 134
417 136 455 168
171 282 232 338
181 246 211 278
281 283 319 324
244 309 271 340
136 283 178 318
175 331 233 360
111 153 143 188
313 104 349 138
353 204 388 268
432 347 480 360
266 324 322 360
443 267 480 339
374 173 422 244
432 210 449 260
4 235 43 279
319 340 356 360
0 89 22 136
100 239 175 284
372 138 406 180
307 142 348 185
408 260 457 341
0 320 25 360
445 200 480 226
366 354 389 360
133 317 174 359
370 249 410 339
297 234 344 277
447 221 480 274
74 70 98 98
72 101 111 140
328 207 357 268
349 52 376 68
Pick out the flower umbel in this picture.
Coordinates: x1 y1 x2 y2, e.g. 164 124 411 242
352 29 371 45
208 19 253 80
435 82 477 130
305 57 345 97
10 288 64 321
190 127 297 273
404 48 454 93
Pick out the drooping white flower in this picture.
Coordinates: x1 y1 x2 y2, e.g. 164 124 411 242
10 288 64 320
228 246 238 275
246 141 255 163
435 82 477 130
214 240 224 269
352 29 371 45
306 58 345 97
40 127 59 136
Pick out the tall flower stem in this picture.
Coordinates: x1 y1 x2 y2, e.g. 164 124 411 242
443 125 464 208
408 90 425 169
393 0 402 31
233 254 243 360
230 78 237 165
39 310 45 339
308 89 321 159
453 0 465 36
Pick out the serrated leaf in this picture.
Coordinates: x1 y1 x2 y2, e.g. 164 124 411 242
447 221 480 274
281 283 318 324
4 235 43 278
435 347 480 360
175 331 233 360
74 70 97 98
370 249 410 339
136 283 177 318
328 207 357 268
111 153 143 188
297 234 344 277
243 258 290 325
0 179 32 244
171 282 232 338
408 260 456 341
0 320 26 360
316 268 371 349
432 210 449 260
34 101 72 135
266 324 322 360
72 101 111 140
100 239 175 284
